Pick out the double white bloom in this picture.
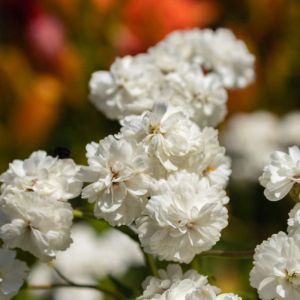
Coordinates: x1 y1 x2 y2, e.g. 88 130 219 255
0 150 82 201
136 171 228 263
151 28 255 89
250 232 300 300
120 102 202 173
259 146 300 201
138 264 241 300
80 135 151 226
0 192 73 261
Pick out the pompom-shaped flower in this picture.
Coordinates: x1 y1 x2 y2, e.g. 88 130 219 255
120 102 201 174
250 231 300 300
80 136 151 226
202 28 255 89
89 54 161 119
0 192 73 261
153 28 255 89
259 146 300 201
0 150 82 202
138 264 219 300
0 248 28 299
136 171 228 263
180 71 228 127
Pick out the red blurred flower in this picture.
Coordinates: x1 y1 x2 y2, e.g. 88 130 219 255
119 0 220 54
26 14 65 63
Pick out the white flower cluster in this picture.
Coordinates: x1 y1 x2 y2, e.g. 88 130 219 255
80 101 231 263
0 27 255 299
222 111 300 182
0 151 82 262
250 145 300 300
138 264 241 300
80 28 254 264
90 28 254 127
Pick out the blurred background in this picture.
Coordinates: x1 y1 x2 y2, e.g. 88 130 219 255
1 0 300 299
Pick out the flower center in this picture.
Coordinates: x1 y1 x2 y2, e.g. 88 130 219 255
203 166 216 175
149 123 161 134
285 269 300 285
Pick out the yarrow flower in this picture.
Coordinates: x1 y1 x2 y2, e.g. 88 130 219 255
151 28 255 89
80 135 151 226
259 146 300 201
89 54 161 119
0 248 28 299
120 102 202 174
0 150 82 202
138 264 220 300
136 171 228 263
0 192 73 261
89 28 254 125
250 231 300 300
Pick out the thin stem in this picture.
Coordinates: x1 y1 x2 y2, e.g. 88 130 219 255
201 249 254 258
49 267 126 300
116 225 139 243
145 253 159 277
27 283 126 299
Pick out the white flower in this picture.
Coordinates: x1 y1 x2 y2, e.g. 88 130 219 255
150 29 205 64
202 28 255 89
89 54 160 119
180 71 228 127
153 28 255 89
0 248 28 299
138 264 219 300
259 146 300 201
150 68 228 127
222 111 280 182
80 136 151 226
217 293 242 300
250 231 300 300
0 192 73 261
183 127 231 188
287 203 300 236
136 171 228 263
120 102 202 174
0 150 82 202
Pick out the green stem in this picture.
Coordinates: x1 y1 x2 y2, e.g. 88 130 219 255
201 249 254 258
145 253 159 277
49 267 126 300
27 283 126 300
116 225 139 243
